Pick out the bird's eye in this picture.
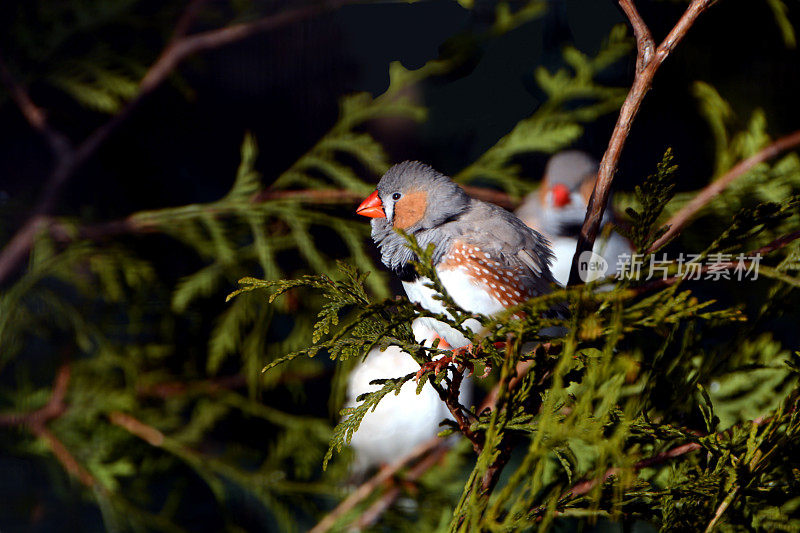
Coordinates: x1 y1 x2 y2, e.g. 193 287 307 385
392 192 402 201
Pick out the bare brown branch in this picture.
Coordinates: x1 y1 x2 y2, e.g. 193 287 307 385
632 229 800 295
0 0 360 285
109 411 166 447
349 445 447 530
461 185 517 210
0 365 95 487
649 129 800 252
0 364 71 427
567 0 715 285
171 0 209 41
0 54 72 159
618 0 655 72
33 424 97 487
36 183 514 248
309 439 446 533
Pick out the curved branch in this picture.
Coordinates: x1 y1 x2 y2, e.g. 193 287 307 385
0 364 71 427
0 54 73 160
567 0 715 285
632 229 800 295
649 129 800 253
0 0 360 285
618 0 655 72
0 365 95 487
309 438 446 533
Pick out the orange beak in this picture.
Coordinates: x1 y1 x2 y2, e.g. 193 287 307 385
551 183 571 208
356 190 386 218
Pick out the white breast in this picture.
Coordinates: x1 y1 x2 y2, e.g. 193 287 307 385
402 267 507 349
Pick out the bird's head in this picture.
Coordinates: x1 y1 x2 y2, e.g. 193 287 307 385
538 151 600 235
357 161 470 234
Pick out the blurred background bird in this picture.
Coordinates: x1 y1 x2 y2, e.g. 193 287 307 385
345 320 473 476
516 151 633 285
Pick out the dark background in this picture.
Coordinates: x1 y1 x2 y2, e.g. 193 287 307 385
2 0 798 218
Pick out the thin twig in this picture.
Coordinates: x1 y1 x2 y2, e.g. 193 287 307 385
0 364 71 427
39 184 515 245
171 0 209 42
0 0 360 285
108 411 166 447
0 365 96 487
461 185 517 210
617 0 655 72
309 439 446 533
567 0 715 286
33 424 97 487
136 374 248 398
350 445 447 530
649 129 800 253
705 486 738 532
0 54 72 159
431 368 482 452
632 229 800 295
252 184 515 207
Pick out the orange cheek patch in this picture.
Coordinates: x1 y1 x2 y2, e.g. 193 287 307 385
393 191 428 229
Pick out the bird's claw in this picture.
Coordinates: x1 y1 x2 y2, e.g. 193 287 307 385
415 355 459 381
415 341 503 381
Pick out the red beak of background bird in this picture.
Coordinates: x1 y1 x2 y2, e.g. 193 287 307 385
356 190 386 218
551 183 571 208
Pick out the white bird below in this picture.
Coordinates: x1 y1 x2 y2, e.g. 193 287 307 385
345 320 472 474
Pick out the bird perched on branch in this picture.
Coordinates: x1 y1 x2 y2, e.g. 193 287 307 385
356 161 559 369
346 320 472 475
516 151 633 284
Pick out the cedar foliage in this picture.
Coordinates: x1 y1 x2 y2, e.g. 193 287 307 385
1 1 800 532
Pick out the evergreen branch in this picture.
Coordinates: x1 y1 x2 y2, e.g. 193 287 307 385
349 445 447 530
536 389 800 522
562 441 704 504
0 364 97 487
478 338 528 494
312 345 556 532
323 373 417 469
650 128 800 252
0 363 70 427
631 229 800 295
0 0 363 285
567 0 715 285
42 185 515 246
309 438 447 533
618 149 678 253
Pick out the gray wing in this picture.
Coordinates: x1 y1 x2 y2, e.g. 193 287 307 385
457 201 559 296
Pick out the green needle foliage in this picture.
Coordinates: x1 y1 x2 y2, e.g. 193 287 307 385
235 182 800 530
1 1 800 532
